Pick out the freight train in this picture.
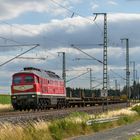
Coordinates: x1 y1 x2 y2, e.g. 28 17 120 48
11 67 127 111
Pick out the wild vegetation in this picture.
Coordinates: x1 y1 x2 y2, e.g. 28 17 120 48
131 105 140 115
0 95 12 112
130 135 140 140
0 104 12 112
0 94 11 104
0 105 140 140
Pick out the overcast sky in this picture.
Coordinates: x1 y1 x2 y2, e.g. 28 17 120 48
0 0 140 93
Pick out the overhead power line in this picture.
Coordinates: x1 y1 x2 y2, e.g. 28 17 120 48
50 0 92 21
66 70 89 83
66 69 88 72
50 0 103 33
71 43 103 47
0 44 39 47
71 44 103 64
0 0 104 47
0 20 68 46
0 44 39 67
92 82 103 89
17 57 46 60
1 21 37 36
110 69 126 80
0 36 22 44
73 58 95 61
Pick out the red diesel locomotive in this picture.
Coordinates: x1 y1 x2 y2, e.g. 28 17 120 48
11 67 66 110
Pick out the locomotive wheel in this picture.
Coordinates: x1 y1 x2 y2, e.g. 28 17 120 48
32 107 36 111
67 103 70 108
26 105 30 111
77 104 81 107
37 105 40 111
38 103 42 110
19 108 22 111
72 105 75 108
57 102 61 109
31 104 36 111
57 104 61 109
41 101 44 110
13 105 18 111
40 104 43 110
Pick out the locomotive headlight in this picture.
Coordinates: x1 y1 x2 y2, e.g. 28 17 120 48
31 95 36 98
12 96 16 99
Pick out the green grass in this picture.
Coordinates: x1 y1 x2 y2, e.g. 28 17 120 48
0 111 140 140
1 105 140 140
23 124 53 140
132 105 140 115
48 112 140 140
49 112 91 140
129 135 140 140
0 94 11 104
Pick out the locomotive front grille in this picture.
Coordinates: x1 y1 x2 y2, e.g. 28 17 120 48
11 94 37 106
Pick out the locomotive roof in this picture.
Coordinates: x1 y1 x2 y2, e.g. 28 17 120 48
14 67 62 80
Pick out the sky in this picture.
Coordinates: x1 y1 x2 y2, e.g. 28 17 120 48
0 0 140 93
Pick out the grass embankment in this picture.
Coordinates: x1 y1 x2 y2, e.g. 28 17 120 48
129 105 140 140
0 95 12 112
0 104 140 140
0 104 13 112
130 135 140 140
0 94 11 104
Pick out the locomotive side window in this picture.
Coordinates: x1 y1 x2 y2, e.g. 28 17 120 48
13 76 22 84
60 82 64 86
24 76 34 83
34 76 39 83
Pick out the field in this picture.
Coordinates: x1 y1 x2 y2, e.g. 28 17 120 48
0 94 12 112
0 94 11 104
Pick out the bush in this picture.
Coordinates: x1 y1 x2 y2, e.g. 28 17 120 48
132 105 140 115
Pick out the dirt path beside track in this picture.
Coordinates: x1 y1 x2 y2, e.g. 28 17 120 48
70 121 140 140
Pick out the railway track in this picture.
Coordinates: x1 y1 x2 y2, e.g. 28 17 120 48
0 103 128 123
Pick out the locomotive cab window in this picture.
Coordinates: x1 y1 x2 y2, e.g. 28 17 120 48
34 76 39 83
13 76 22 84
24 76 34 83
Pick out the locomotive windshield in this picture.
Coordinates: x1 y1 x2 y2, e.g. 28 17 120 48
24 76 34 83
13 76 22 84
13 74 34 84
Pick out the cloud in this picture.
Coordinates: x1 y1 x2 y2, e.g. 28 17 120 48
0 16 98 49
0 14 140 65
108 0 118 5
127 0 140 1
0 13 140 91
1 13 140 49
108 13 140 22
0 0 77 20
91 4 99 10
